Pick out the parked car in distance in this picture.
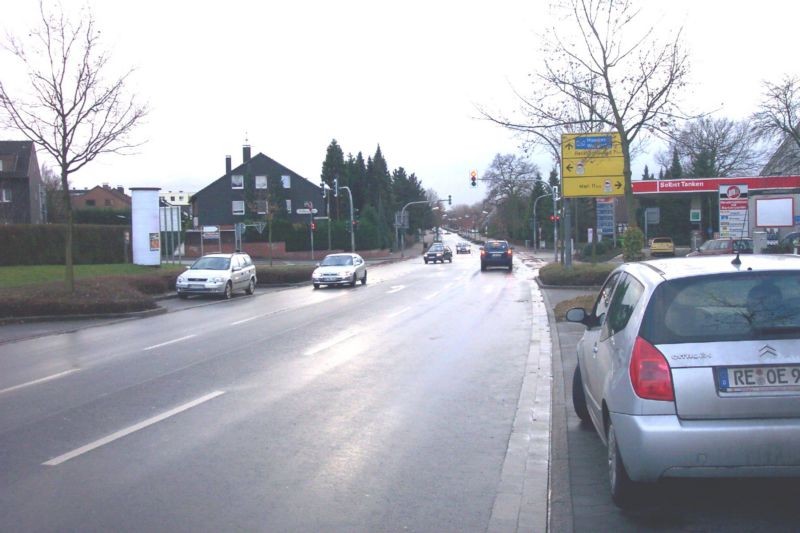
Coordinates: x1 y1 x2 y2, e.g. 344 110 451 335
311 253 367 289
176 252 257 299
424 243 452 264
480 240 513 271
648 236 674 257
686 237 754 256
780 232 800 250
567 255 800 507
456 242 471 254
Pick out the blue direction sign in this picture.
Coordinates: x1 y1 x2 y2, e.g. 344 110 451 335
575 135 612 150
596 199 615 236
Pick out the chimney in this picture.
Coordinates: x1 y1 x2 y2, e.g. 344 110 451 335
243 144 251 163
225 155 232 174
115 186 124 194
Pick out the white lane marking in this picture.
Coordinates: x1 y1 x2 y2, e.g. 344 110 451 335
143 335 197 351
304 329 359 356
43 390 226 466
231 316 259 326
387 307 411 319
387 285 406 294
0 369 77 396
424 291 441 301
443 282 454 291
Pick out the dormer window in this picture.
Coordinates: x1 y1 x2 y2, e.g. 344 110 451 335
231 175 244 189
281 175 291 189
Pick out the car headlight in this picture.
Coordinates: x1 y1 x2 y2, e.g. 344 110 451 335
210 276 224 283
312 269 320 277
177 276 185 283
342 270 353 277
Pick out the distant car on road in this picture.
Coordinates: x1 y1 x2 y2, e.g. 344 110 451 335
480 240 513 271
424 243 452 264
648 236 674 257
176 252 257 300
567 255 800 507
687 238 754 256
311 253 367 289
456 242 471 254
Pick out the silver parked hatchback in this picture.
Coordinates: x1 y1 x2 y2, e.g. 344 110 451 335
567 254 800 507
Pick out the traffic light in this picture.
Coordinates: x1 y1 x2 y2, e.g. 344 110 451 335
311 221 317 231
470 170 477 187
320 182 327 199
549 215 561 222
448 194 452 205
334 176 339 197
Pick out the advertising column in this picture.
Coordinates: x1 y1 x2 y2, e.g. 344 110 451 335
131 187 161 265
719 184 749 238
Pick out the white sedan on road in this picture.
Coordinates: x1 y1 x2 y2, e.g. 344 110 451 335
311 253 367 289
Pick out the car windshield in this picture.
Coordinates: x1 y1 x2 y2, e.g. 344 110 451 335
191 257 230 270
641 271 800 343
321 255 353 266
429 245 444 252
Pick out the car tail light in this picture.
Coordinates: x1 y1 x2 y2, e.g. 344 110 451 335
506 249 512 256
480 249 486 257
629 336 674 401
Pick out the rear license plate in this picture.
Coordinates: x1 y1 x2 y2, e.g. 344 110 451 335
492 253 501 257
718 365 800 392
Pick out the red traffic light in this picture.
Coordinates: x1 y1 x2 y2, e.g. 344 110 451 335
311 222 317 231
549 215 560 222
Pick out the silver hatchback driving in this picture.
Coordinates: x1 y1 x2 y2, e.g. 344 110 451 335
567 255 800 507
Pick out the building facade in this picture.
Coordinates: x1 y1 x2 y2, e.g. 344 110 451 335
0 140 43 224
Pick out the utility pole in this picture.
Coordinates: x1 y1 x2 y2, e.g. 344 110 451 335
399 199 433 258
338 185 355 252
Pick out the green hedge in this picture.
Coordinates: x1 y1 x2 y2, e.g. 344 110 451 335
538 262 616 286
255 265 315 284
0 224 129 266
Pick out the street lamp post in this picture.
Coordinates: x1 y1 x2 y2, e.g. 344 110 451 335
399 199 433 258
339 186 355 252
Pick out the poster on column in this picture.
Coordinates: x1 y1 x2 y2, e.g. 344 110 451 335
719 184 749 238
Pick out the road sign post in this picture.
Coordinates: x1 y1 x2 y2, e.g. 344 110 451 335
561 133 624 198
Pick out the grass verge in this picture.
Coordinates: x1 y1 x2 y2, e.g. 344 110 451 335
0 264 184 289
553 294 597 321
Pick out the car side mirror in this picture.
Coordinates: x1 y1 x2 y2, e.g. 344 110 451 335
565 307 588 324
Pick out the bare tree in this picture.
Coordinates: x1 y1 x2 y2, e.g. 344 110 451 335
0 2 147 291
658 117 767 177
752 75 800 173
483 153 538 239
481 0 689 226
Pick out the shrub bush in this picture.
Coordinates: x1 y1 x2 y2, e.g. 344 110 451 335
538 262 616 286
622 226 645 262
0 224 129 266
0 279 156 318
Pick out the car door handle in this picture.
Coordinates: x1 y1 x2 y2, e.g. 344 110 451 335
592 345 599 356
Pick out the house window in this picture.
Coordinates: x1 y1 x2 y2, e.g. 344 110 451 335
0 188 11 202
285 199 292 214
231 175 244 189
257 200 267 215
232 200 245 215
105 199 112 206
170 195 176 201
281 175 291 189
0 160 3 171
85 199 96 206
255 175 268 189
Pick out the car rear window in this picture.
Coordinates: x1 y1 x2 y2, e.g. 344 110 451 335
733 239 753 252
485 241 508 251
652 238 672 244
640 271 800 344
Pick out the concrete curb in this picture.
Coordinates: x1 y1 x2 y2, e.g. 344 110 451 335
487 267 553 532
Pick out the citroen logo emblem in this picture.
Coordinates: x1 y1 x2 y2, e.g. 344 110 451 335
759 345 778 358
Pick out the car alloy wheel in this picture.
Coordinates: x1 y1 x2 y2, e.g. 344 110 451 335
350 274 357 287
361 271 367 285
245 278 255 295
313 283 320 290
223 282 233 300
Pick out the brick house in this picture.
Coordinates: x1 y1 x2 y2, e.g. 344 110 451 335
191 145 327 227
0 140 43 224
70 184 131 210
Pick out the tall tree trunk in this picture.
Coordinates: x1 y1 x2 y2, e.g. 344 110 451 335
61 168 74 292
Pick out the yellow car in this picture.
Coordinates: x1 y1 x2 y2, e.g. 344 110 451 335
649 237 675 257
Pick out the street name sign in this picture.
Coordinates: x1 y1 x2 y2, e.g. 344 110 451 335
296 208 318 214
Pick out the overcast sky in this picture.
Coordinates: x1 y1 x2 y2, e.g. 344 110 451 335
1 1 796 206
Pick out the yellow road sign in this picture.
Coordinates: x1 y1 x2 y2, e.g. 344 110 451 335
562 132 622 159
562 177 624 198
562 156 623 178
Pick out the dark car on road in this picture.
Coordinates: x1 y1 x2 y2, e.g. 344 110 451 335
480 240 513 271
456 242 471 254
424 243 452 264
